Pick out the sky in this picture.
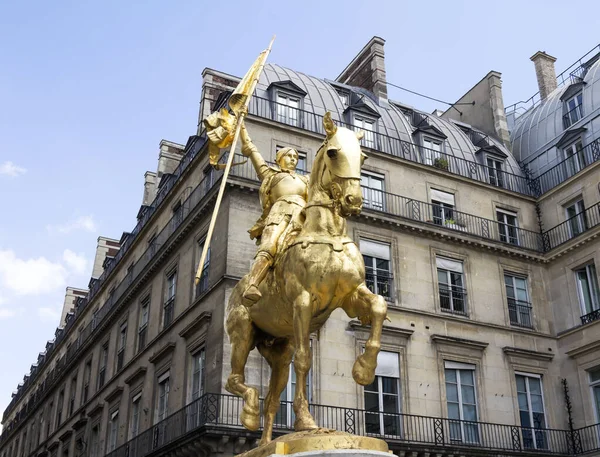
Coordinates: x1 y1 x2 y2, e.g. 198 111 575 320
1 0 599 427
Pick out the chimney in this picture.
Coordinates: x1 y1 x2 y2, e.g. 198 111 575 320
143 171 157 206
157 140 185 183
530 51 557 101
59 287 88 326
336 36 388 99
91 236 121 279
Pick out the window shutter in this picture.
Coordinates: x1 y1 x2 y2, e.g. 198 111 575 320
375 351 400 378
360 239 390 260
444 361 475 370
431 189 455 206
436 257 463 273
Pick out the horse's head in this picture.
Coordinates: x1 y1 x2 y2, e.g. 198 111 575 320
319 112 367 217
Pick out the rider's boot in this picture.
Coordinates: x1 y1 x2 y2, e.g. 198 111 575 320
242 251 273 306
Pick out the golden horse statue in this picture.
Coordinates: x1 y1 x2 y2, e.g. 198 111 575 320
225 112 388 446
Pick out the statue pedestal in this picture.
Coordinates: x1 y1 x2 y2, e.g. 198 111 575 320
237 429 389 457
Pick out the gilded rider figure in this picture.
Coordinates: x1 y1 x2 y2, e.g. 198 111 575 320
239 121 308 305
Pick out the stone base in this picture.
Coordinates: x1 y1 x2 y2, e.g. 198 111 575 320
236 429 389 457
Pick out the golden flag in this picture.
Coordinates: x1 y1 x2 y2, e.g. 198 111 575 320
228 48 269 114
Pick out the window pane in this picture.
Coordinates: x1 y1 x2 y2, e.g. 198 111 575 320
382 394 399 413
381 377 398 394
446 383 459 402
445 368 457 383
461 385 476 404
364 392 379 412
463 404 477 421
447 402 460 420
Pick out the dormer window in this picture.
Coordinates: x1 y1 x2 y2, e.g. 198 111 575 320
564 139 586 175
268 81 307 129
564 92 583 128
353 116 376 149
338 91 350 107
487 156 504 188
423 138 444 167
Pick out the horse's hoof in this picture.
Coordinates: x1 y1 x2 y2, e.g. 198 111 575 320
241 408 260 431
294 413 318 431
352 356 376 386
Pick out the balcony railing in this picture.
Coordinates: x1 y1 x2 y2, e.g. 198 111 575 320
365 269 393 301
535 138 600 195
543 201 600 251
563 104 583 129
439 286 468 316
246 96 535 196
581 309 600 326
102 393 592 457
508 299 534 329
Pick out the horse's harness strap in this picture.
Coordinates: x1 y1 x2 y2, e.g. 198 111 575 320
290 235 355 252
305 199 336 209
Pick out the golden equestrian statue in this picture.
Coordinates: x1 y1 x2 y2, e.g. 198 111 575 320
196 41 389 454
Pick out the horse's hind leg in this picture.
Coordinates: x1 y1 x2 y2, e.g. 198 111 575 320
342 284 387 386
225 304 259 431
257 338 294 446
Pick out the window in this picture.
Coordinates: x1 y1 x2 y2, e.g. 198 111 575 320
68 374 77 416
89 425 99 457
423 138 443 166
361 171 385 211
82 360 91 404
575 263 600 316
353 116 376 149
277 344 312 428
196 239 210 297
138 297 149 353
497 209 519 245
203 165 215 195
156 372 170 422
148 232 159 257
56 389 64 428
108 410 119 452
436 257 467 316
504 274 533 328
360 239 392 300
430 189 455 226
364 351 402 437
46 402 53 437
487 157 504 187
516 373 547 450
164 270 177 329
276 93 300 127
129 393 142 439
564 140 586 175
590 367 600 423
188 349 205 429
445 362 479 443
116 321 127 372
565 199 587 237
339 91 349 107
564 92 583 128
98 342 108 390
172 200 183 228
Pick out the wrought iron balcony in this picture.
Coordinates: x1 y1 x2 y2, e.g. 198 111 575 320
508 299 534 329
543 201 600 251
535 138 600 195
580 308 600 326
365 268 393 301
245 96 534 196
101 393 594 457
439 286 468 317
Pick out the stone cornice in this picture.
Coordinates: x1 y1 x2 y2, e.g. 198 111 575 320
58 429 73 442
503 346 554 362
148 342 176 364
565 339 600 359
86 402 103 418
430 334 489 351
348 321 414 340
103 385 124 404
178 311 212 340
124 366 147 386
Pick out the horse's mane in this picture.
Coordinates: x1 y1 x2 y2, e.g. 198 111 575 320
307 143 326 200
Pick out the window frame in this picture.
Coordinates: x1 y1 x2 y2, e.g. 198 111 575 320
107 409 119 452
486 155 504 187
563 139 586 175
574 263 600 315
129 392 142 440
353 115 377 149
116 320 127 372
436 257 467 316
163 269 177 329
195 238 211 298
504 273 533 329
515 372 548 450
565 198 587 237
444 362 479 444
423 137 444 166
589 367 600 424
361 170 385 211
276 91 302 127
496 209 519 246
359 239 393 301
156 372 170 423
564 92 583 127
138 296 150 353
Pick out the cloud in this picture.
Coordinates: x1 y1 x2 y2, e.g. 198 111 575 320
0 250 68 296
62 249 88 276
47 215 97 234
0 161 27 177
38 306 61 322
0 308 17 319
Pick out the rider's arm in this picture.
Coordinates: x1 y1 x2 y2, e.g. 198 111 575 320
240 121 269 181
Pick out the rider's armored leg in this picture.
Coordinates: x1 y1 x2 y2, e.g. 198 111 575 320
243 251 274 305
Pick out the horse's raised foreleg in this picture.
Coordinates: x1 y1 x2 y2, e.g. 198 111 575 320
225 304 259 431
257 338 294 445
292 290 318 431
343 284 387 386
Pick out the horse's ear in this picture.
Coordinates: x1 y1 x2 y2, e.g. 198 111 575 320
323 112 337 137
361 152 368 166
355 130 365 141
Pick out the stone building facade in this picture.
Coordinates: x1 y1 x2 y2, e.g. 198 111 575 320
1 37 600 457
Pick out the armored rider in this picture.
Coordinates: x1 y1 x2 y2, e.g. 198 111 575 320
239 121 308 305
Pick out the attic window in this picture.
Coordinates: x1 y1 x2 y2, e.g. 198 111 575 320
338 91 350 107
268 80 307 128
563 92 583 129
353 116 376 149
